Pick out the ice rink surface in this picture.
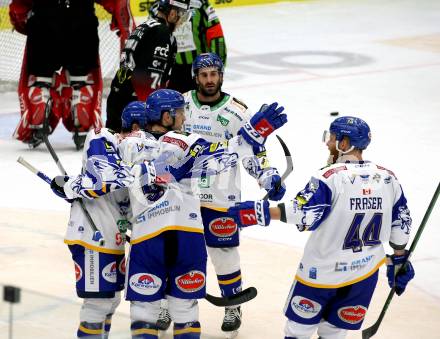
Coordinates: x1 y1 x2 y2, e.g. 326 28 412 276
1 0 440 337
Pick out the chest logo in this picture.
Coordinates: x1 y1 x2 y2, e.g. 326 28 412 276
217 115 230 126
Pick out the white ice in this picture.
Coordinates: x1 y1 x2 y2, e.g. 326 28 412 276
0 0 439 332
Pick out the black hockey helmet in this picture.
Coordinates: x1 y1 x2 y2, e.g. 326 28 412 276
156 0 190 15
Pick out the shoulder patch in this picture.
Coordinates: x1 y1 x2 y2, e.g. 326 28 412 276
232 97 248 110
322 165 347 179
376 165 397 179
162 135 189 151
127 131 142 138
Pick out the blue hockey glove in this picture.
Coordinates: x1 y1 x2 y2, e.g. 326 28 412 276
50 175 69 200
228 200 271 227
386 251 415 296
238 102 287 146
259 168 286 201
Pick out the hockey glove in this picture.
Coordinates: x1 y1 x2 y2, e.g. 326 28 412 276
259 168 286 201
386 250 415 296
228 200 271 227
9 3 30 35
238 102 287 146
50 176 69 200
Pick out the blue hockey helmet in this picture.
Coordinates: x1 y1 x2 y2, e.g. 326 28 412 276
145 89 185 122
121 101 147 129
192 53 224 77
329 116 371 150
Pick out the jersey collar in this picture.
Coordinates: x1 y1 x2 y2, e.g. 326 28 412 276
191 91 230 110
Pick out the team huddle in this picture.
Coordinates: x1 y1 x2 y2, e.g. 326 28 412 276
10 1 415 339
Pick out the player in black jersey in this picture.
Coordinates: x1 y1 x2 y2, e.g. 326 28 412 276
106 0 190 132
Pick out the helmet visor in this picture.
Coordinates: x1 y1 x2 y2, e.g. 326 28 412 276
322 130 331 144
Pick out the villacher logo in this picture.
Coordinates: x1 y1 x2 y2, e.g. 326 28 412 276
176 271 205 292
209 217 237 237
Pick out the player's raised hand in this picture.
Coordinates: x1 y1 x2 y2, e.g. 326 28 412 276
228 200 271 227
239 102 287 146
253 102 287 135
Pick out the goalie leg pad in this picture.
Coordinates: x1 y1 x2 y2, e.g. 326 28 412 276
61 72 103 133
71 74 102 132
13 76 55 143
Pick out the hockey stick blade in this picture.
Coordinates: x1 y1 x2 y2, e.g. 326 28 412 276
362 181 440 339
205 287 257 307
262 135 293 200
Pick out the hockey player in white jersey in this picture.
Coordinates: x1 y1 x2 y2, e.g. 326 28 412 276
166 52 287 336
51 88 287 338
49 101 152 338
228 116 415 339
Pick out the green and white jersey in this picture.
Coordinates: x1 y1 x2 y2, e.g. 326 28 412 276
183 90 254 209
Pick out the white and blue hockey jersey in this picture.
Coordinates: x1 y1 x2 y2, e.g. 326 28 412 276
183 90 273 209
281 160 411 287
63 128 264 244
64 128 131 254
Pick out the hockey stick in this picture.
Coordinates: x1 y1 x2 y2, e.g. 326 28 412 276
42 135 105 246
362 181 440 339
205 135 293 307
205 287 258 307
262 135 293 200
17 157 52 185
17 156 105 244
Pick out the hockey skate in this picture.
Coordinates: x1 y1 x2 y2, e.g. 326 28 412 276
73 131 87 150
156 307 172 331
27 132 44 149
221 306 241 338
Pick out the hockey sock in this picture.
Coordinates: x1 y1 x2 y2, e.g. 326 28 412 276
173 321 201 338
131 321 159 338
217 270 242 297
77 321 104 337
103 313 113 337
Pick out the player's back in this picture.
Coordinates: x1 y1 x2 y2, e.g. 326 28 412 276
296 161 410 287
119 130 159 164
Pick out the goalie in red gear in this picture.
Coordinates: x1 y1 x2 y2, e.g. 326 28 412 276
9 0 135 150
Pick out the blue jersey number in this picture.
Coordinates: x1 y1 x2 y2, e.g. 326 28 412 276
343 213 382 252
